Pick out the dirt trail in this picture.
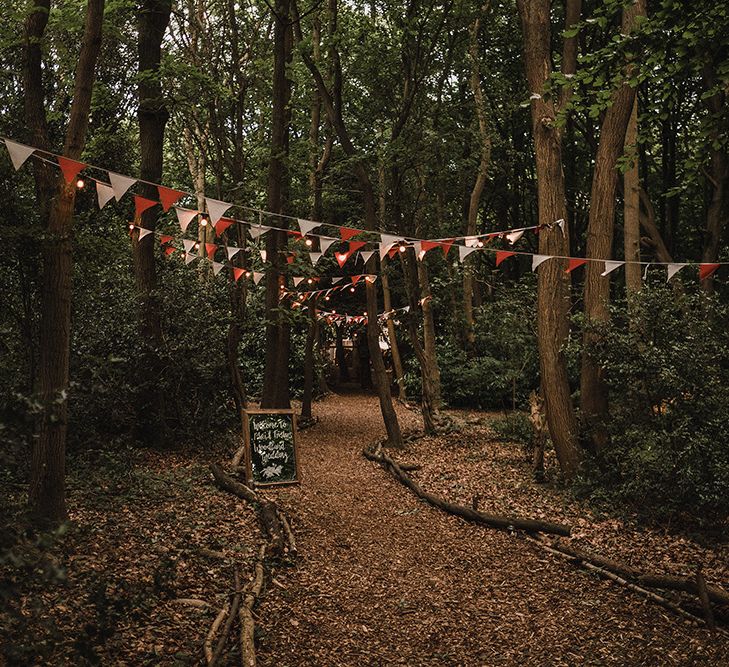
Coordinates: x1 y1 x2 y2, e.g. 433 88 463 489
256 393 727 666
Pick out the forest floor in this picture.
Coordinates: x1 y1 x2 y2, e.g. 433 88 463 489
2 391 729 666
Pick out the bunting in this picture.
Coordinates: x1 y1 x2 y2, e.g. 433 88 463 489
206 198 231 224
96 182 115 209
134 195 157 218
158 186 185 212
58 157 85 185
109 172 136 201
4 139 35 170
175 207 198 232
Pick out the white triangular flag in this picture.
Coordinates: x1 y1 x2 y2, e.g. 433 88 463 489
332 277 343 284
137 227 153 240
506 230 524 245
175 207 198 232
643 262 651 281
365 274 378 283
319 237 336 254
381 233 401 246
96 182 115 209
259 249 267 262
379 242 394 260
360 250 375 264
4 139 35 170
109 172 137 201
459 246 477 262
212 261 225 276
293 276 305 287
532 254 551 271
413 241 426 261
226 246 242 260
253 271 264 285
183 239 196 253
248 225 271 239
184 252 197 265
403 306 410 313
205 198 231 224
309 252 322 264
298 219 320 236
666 263 687 282
556 218 566 236
601 260 624 277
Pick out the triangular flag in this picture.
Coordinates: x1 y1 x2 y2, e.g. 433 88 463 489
212 261 225 276
413 241 426 261
137 227 153 240
309 252 322 264
332 277 343 284
4 139 35 170
164 246 175 257
643 262 651 281
158 186 185 212
335 250 350 268
175 207 198 232
566 258 587 273
699 263 720 281
495 250 516 267
365 274 377 283
352 275 362 285
96 182 115 209
226 246 242 260
286 255 295 264
184 252 197 265
319 238 336 254
464 236 481 248
134 195 157 218
259 249 267 262
205 243 217 260
666 263 687 281
421 241 439 254
440 239 454 256
459 246 477 262
293 276 305 286
381 233 402 246
248 225 270 240
298 219 320 236
532 254 551 271
233 267 245 282
506 230 524 245
556 219 566 236
182 239 196 253
109 172 137 201
206 198 231 224
349 240 366 253
253 271 264 285
215 217 235 237
601 260 624 276
379 242 394 260
340 227 361 241
360 250 375 264
160 235 174 245
58 157 85 185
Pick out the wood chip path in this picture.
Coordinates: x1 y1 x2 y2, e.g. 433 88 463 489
257 392 728 666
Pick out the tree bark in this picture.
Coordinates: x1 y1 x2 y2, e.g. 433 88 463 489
624 98 642 294
133 0 172 445
517 0 581 480
580 0 644 454
261 0 292 409
381 264 407 402
26 0 106 523
301 296 317 421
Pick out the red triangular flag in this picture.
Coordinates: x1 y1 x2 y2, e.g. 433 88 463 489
233 267 245 282
288 229 303 238
566 258 587 274
164 246 175 257
421 241 439 253
340 227 361 241
352 275 362 285
160 235 174 245
215 217 235 237
336 251 350 268
286 255 295 264
349 240 366 253
699 263 720 281
440 239 454 256
495 250 516 267
158 186 185 212
205 243 218 260
135 195 157 218
388 247 400 259
58 157 86 185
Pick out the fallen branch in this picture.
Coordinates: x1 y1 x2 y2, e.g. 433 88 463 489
172 598 211 610
209 569 243 667
240 545 266 667
204 603 229 664
278 510 298 557
363 444 571 537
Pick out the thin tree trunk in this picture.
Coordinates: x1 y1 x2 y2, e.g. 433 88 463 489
26 0 106 523
517 0 581 480
261 0 292 409
624 98 642 294
580 0 644 454
381 268 407 402
416 260 441 411
301 296 317 421
133 0 171 445
464 4 492 350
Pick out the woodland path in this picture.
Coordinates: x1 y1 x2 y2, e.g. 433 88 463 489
255 393 727 666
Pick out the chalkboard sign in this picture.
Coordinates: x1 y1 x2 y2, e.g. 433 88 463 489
243 409 300 486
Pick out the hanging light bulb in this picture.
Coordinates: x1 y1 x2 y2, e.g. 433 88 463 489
350 287 356 293
307 278 313 284
245 271 251 278
399 243 407 252
200 216 208 227
128 223 134 231
305 238 313 247
325 296 330 301
76 178 85 189
194 242 200 250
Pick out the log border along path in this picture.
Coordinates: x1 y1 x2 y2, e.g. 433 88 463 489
252 392 728 666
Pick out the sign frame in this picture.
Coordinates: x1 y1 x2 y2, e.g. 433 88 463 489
242 408 301 487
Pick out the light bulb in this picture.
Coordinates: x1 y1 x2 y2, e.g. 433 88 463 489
245 271 251 278
194 243 200 250
399 244 406 252
305 238 313 247
307 278 313 284
200 217 208 227
325 296 330 301
128 223 134 230
350 287 355 293
76 178 85 189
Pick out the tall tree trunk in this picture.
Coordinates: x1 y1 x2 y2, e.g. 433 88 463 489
301 296 318 420
133 0 171 445
517 0 581 480
417 259 441 411
26 0 106 523
580 0 644 454
261 0 292 409
624 98 642 294
464 4 492 351
381 267 407 402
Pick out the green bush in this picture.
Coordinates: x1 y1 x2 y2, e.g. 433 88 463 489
576 285 729 525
